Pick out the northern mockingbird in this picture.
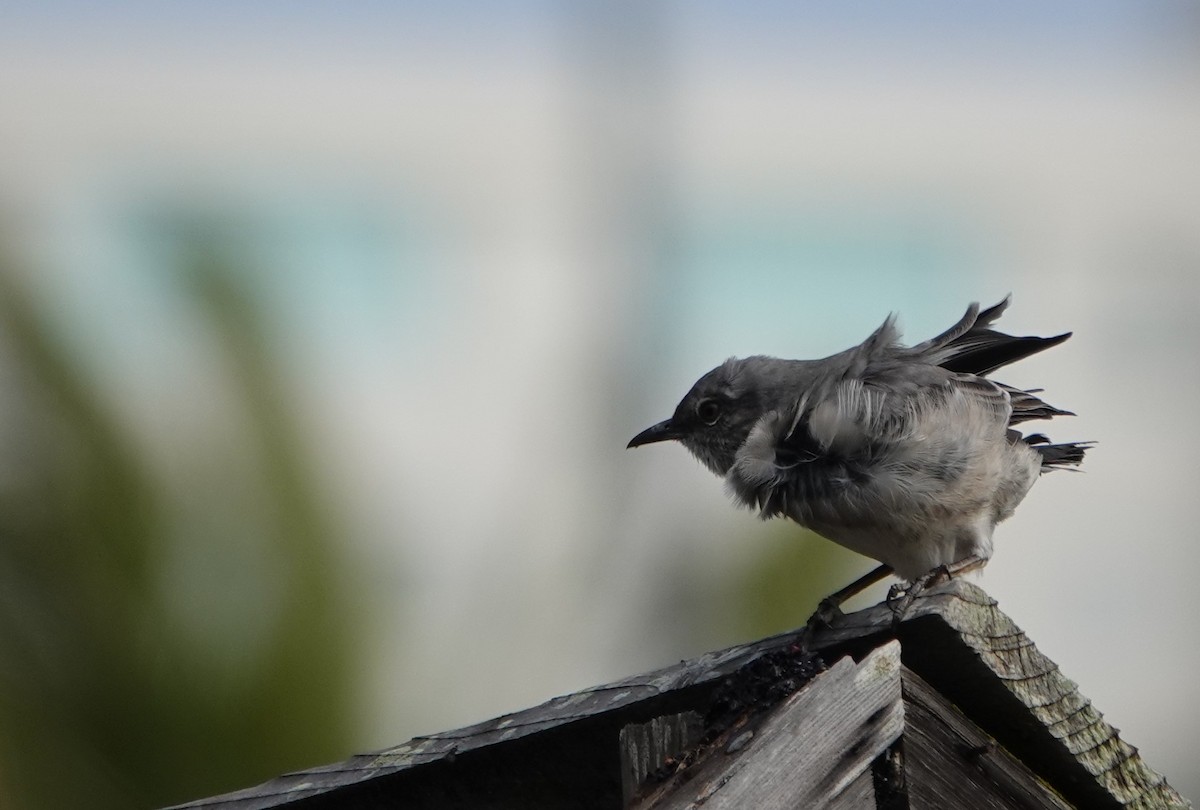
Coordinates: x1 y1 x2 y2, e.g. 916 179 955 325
628 297 1089 610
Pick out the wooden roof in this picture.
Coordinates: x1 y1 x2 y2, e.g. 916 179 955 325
166 580 1190 809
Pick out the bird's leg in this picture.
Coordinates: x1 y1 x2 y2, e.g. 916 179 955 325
816 564 895 622
800 564 894 648
942 555 987 579
888 555 987 622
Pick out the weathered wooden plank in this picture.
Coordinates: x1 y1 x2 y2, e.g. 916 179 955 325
826 768 878 810
924 586 1188 810
902 666 1073 810
165 579 1188 810
619 711 704 804
166 626 815 809
815 581 1190 810
643 642 903 810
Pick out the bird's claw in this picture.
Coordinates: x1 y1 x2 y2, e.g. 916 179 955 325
886 583 915 624
797 597 844 651
887 565 953 624
812 596 846 628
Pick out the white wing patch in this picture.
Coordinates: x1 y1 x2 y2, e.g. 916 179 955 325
807 381 862 451
805 379 901 453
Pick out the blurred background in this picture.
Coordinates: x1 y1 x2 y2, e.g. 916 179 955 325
1 2 1198 807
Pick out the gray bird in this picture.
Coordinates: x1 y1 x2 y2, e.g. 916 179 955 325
627 297 1089 606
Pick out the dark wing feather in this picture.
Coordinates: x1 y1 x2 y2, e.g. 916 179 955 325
937 296 1072 377
941 330 1071 377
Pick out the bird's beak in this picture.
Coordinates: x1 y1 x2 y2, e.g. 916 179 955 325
627 419 682 448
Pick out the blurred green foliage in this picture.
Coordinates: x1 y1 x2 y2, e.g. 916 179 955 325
0 241 358 809
729 523 882 642
0 221 876 810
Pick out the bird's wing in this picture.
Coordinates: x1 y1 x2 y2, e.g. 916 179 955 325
727 365 1013 519
908 296 1072 377
774 364 1013 463
734 299 1071 493
794 297 1072 444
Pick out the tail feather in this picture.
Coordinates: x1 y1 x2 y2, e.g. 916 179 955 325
914 298 1091 473
1005 385 1075 424
1029 438 1092 471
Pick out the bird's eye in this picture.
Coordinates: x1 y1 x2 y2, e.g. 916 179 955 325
696 399 721 425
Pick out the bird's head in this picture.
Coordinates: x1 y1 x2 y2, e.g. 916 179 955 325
627 357 774 476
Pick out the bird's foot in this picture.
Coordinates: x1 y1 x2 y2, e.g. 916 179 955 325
807 595 845 631
798 599 842 651
887 565 952 624
886 582 914 624
797 564 894 650
887 556 987 625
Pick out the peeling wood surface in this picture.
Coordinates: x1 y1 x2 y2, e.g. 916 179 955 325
637 642 903 810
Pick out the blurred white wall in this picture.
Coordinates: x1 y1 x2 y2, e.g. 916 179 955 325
1 1 1197 800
